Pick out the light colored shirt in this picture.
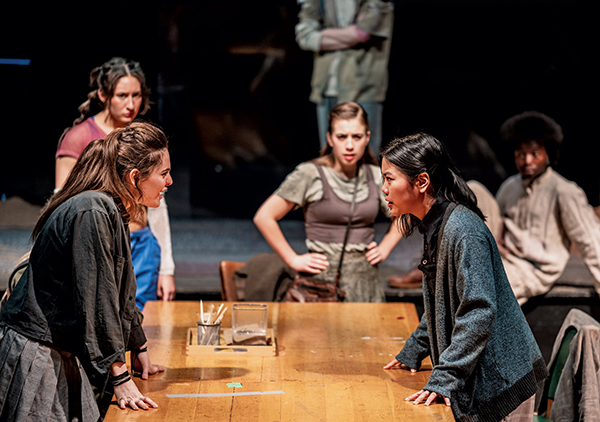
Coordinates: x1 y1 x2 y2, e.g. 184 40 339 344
322 0 357 97
496 167 600 303
147 196 175 275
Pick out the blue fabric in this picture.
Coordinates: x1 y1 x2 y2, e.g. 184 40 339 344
316 97 383 155
130 226 161 310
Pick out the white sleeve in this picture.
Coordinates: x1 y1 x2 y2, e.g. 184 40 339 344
147 194 175 275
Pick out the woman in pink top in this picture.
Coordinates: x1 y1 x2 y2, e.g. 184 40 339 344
55 57 176 309
56 57 151 185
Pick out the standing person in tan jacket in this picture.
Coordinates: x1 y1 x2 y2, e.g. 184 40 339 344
295 0 394 154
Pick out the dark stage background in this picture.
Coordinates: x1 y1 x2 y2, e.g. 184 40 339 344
1 1 598 219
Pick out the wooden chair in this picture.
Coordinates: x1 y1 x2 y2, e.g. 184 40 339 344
218 261 246 301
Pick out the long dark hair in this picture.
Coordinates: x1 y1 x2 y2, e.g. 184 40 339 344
35 121 168 240
57 57 151 147
313 101 378 168
380 133 484 235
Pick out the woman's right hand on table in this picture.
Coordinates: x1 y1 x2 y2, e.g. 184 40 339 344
114 379 158 410
289 253 329 274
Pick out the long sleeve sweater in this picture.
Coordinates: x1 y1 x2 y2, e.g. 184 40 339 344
396 204 548 422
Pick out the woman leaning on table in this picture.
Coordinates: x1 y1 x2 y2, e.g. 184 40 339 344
380 133 548 422
0 122 169 420
253 102 402 302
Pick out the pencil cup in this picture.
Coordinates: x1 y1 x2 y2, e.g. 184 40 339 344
197 321 221 346
232 303 268 346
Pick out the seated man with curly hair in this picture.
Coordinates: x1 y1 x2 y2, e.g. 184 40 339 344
476 111 600 305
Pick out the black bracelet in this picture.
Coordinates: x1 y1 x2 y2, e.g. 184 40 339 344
112 374 131 387
134 346 148 354
110 370 131 386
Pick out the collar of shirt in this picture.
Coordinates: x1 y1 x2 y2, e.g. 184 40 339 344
418 197 451 246
522 166 553 194
417 197 451 283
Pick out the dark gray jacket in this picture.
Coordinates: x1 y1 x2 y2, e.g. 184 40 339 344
0 191 146 388
397 204 548 422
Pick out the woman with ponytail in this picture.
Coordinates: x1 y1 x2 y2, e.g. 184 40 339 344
380 133 547 422
55 57 176 310
0 121 171 420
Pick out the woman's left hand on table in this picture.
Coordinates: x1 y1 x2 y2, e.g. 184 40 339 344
406 389 451 407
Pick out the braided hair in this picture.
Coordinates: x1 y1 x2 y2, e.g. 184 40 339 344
57 57 151 147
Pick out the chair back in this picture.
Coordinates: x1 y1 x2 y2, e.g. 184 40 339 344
536 308 600 420
219 261 246 301
541 326 577 418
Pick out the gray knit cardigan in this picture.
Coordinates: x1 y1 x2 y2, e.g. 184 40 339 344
396 204 548 422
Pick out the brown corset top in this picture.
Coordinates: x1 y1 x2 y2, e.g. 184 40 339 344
304 164 380 245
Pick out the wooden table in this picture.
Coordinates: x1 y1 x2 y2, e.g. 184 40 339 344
104 302 454 421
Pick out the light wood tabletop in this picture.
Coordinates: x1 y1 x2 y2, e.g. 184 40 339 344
104 301 454 421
